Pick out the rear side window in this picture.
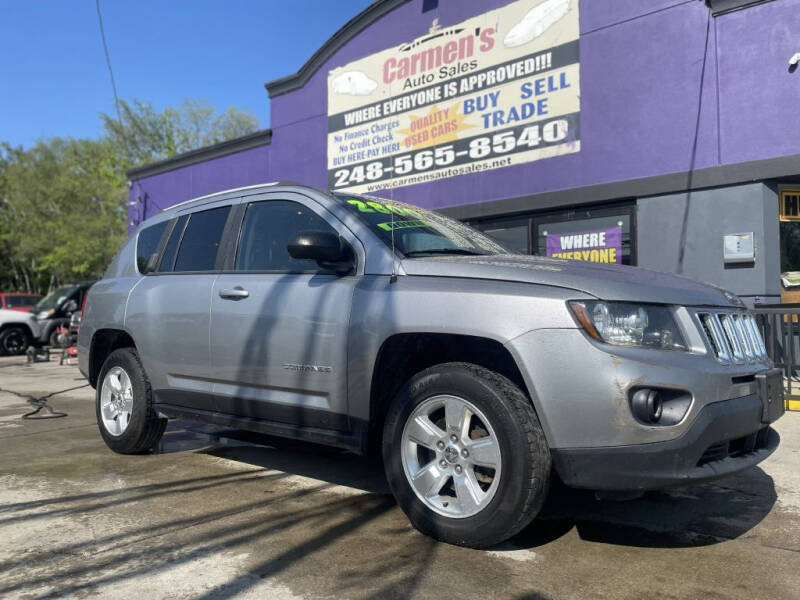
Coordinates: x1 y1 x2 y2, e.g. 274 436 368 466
158 215 188 272
136 221 169 274
174 206 231 272
235 200 339 272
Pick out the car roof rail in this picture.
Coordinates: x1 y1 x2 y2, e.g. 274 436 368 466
152 181 327 217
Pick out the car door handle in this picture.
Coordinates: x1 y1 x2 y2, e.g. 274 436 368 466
218 287 250 300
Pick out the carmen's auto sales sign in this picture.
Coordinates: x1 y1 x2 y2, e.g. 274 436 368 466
327 0 580 193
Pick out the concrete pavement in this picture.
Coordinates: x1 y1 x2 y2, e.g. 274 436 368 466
1 355 799 599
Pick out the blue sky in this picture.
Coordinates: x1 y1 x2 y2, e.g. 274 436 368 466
0 0 373 149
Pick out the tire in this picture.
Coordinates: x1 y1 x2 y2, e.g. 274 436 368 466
96 347 167 454
383 362 551 548
49 327 65 349
0 326 31 356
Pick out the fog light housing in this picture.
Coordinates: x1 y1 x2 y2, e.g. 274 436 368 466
631 388 663 423
629 387 692 426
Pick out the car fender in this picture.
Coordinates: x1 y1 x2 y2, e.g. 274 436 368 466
346 274 589 422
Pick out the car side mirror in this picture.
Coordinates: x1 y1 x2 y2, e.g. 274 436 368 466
62 299 78 314
287 231 354 275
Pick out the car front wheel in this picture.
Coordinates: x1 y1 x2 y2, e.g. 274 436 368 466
0 326 31 356
382 362 551 548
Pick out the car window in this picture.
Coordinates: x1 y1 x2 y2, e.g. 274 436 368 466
35 286 77 312
158 215 188 272
235 200 340 272
136 220 170 274
174 207 231 272
5 295 40 307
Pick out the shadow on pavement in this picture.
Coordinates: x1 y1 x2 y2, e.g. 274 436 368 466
0 422 777 599
512 468 777 549
163 423 777 551
0 422 418 599
194 425 778 552
159 424 777 548
158 420 390 495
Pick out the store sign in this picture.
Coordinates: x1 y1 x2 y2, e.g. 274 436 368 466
546 227 622 263
327 0 581 193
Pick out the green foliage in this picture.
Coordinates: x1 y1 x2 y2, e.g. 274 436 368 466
0 138 126 292
101 99 260 169
0 99 260 293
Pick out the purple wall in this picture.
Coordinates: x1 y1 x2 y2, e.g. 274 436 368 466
718 0 800 164
129 145 271 226
130 0 800 225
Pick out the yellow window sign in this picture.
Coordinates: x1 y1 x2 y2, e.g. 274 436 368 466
780 190 800 222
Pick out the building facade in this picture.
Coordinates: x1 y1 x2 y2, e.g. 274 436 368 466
127 0 800 304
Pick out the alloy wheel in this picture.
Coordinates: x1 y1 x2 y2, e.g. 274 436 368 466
100 366 134 436
401 394 502 518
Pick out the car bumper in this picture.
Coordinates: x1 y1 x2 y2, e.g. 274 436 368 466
507 326 784 490
551 394 780 491
507 328 780 446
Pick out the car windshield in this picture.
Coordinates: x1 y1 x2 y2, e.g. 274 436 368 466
336 194 509 257
34 286 76 311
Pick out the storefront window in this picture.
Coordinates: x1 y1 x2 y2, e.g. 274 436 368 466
472 218 529 254
471 204 636 265
779 188 800 302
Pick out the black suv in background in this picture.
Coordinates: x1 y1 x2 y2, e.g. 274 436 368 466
33 282 94 348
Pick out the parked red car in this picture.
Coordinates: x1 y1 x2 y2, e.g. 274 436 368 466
0 293 42 313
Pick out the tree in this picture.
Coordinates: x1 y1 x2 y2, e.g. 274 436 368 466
0 98 261 293
0 138 126 292
101 98 260 169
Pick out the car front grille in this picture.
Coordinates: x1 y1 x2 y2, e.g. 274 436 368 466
697 312 767 364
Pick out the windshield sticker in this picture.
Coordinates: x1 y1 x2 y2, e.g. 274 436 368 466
377 219 430 231
346 199 423 217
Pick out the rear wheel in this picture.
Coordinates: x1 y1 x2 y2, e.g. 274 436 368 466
96 348 167 454
382 362 551 548
0 326 31 356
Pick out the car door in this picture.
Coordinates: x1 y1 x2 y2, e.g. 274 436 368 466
126 202 234 411
209 192 362 431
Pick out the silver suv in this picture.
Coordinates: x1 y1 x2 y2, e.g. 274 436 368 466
78 183 784 548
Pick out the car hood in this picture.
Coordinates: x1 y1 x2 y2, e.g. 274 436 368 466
0 308 36 325
400 254 741 307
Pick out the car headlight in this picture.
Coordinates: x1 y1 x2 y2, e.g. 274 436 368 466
569 301 688 350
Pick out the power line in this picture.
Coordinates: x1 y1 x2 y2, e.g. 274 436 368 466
95 0 123 127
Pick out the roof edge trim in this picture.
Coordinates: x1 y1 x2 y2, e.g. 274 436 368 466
706 0 774 16
126 129 273 179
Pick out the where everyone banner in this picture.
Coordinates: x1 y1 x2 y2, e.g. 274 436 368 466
326 0 581 193
546 227 622 264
